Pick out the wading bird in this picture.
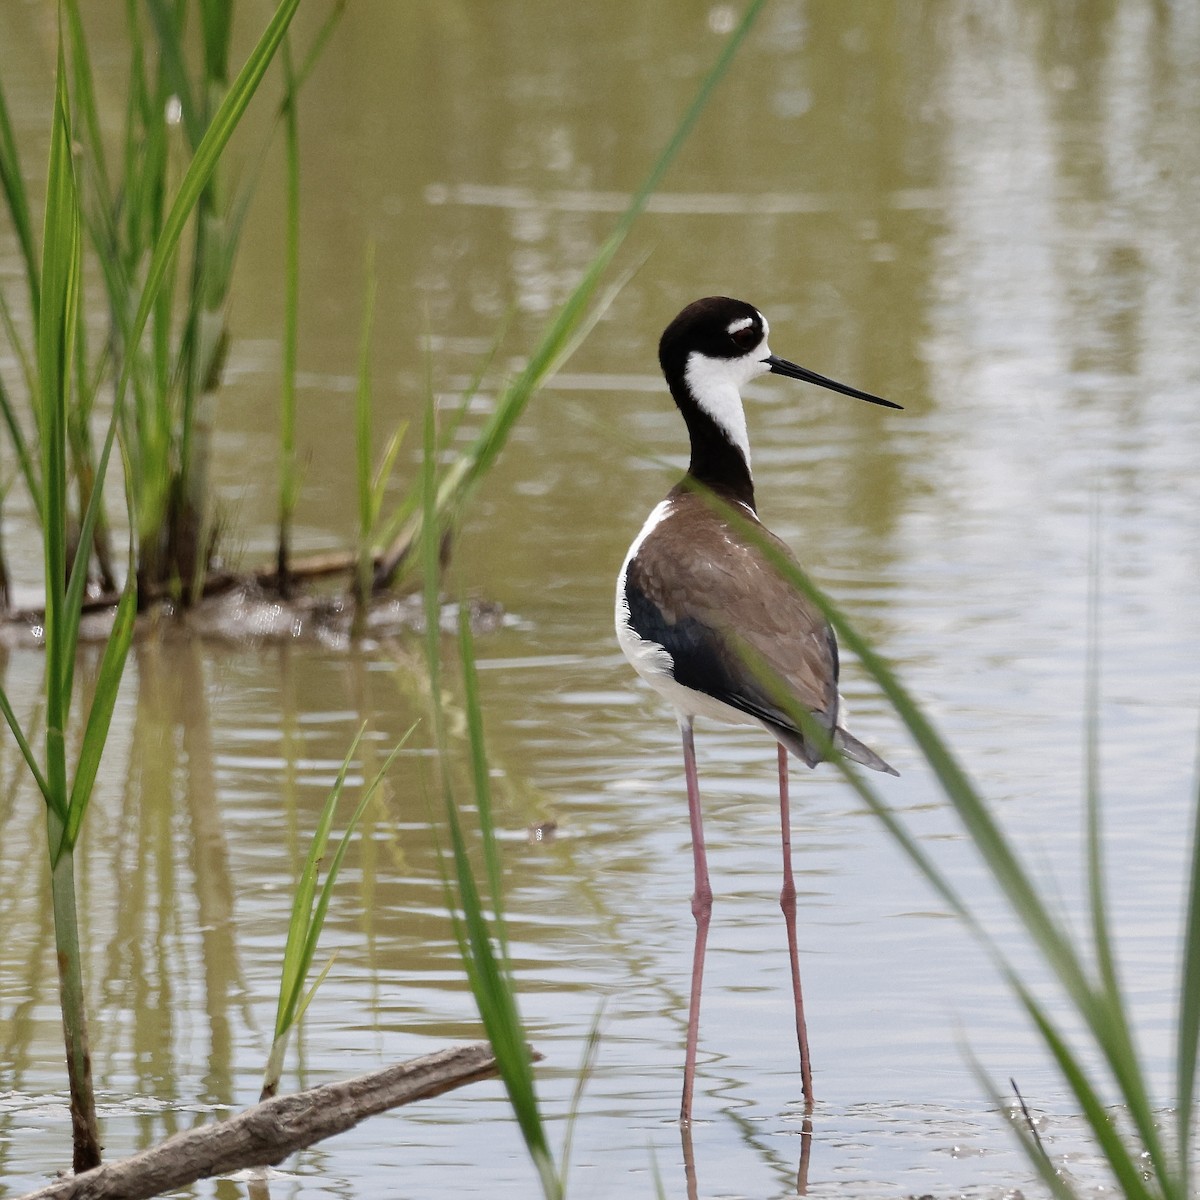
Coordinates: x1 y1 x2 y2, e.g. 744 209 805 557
615 296 900 1122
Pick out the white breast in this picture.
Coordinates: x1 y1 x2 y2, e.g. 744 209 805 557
615 499 675 684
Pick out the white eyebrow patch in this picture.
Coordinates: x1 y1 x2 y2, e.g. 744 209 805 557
727 316 754 334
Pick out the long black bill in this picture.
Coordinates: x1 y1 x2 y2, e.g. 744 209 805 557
766 354 902 410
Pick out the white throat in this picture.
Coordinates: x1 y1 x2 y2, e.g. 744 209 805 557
682 342 774 470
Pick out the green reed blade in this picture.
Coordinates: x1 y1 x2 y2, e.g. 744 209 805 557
457 604 507 959
441 765 559 1198
413 9 763 1188
807 574 1170 1183
560 1003 604 1186
355 245 379 595
144 0 202 146
0 258 38 412
420 392 443 714
39 37 83 779
291 953 337 1029
455 260 638 505
277 32 300 576
292 0 347 92
1084 512 1121 1005
63 1 114 213
0 686 52 808
275 725 364 1038
367 309 507 559
0 359 40 521
369 423 408 533
420 395 557 1197
298 735 410 985
1077 510 1157 1184
0 68 40 321
61 579 136 859
33 33 105 1170
1011 981 1157 1200
1176 739 1200 1183
272 725 410 1056
198 0 234 89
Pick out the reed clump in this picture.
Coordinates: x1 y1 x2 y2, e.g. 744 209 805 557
0 0 306 1171
0 0 768 1184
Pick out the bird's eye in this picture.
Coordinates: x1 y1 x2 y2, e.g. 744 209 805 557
729 324 759 350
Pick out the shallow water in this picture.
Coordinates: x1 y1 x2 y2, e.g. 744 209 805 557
2 2 1200 1196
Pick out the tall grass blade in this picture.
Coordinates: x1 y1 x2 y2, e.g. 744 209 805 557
0 69 40 319
418 387 558 1197
439 751 559 1198
292 0 347 91
458 602 507 957
353 244 378 624
1176 700 1200 1190
198 0 234 91
275 727 366 1037
560 1004 605 1186
62 579 137 857
4 1 298 1164
420 392 444 714
288 954 338 1038
1176 732 1200 1182
298 738 408 985
277 32 301 583
144 0 202 146
47 838 101 1171
370 312 513 573
33 36 104 1170
0 687 52 807
0 300 41 542
264 725 411 1097
39 34 83 805
63 0 114 212
0 283 39 421
1084 511 1120 1003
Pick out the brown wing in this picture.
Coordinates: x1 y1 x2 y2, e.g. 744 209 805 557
624 490 839 734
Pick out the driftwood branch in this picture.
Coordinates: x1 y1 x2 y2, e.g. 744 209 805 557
19 1041 531 1200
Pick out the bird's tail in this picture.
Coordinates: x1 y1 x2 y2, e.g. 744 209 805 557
767 721 899 777
833 728 899 777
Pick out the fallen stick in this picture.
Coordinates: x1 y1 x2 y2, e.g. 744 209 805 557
18 1041 529 1200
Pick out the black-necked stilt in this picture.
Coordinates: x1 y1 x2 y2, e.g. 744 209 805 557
615 295 900 1122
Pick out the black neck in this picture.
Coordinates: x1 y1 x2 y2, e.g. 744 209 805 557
668 378 757 511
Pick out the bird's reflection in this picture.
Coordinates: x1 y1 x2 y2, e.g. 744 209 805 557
796 1114 813 1194
681 1121 699 1200
680 1111 813 1198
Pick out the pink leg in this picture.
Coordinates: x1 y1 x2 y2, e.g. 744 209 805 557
778 742 814 1106
680 719 712 1125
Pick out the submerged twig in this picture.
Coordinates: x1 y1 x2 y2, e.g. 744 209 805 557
1010 1076 1052 1167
